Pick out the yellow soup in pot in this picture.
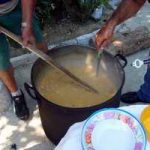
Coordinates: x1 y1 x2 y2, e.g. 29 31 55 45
35 53 117 108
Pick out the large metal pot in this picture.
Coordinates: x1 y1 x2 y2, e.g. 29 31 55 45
24 45 127 145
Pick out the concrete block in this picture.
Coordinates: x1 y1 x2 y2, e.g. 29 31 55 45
60 39 78 46
48 39 78 50
76 32 95 46
11 53 37 68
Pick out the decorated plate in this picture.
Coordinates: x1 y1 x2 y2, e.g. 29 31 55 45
81 108 146 150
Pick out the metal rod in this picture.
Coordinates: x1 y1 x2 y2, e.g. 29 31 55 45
96 49 104 76
0 26 99 94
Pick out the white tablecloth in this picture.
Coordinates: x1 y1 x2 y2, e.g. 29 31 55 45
55 105 150 150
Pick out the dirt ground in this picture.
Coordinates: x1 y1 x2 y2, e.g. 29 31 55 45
9 19 103 57
10 8 113 57
43 19 101 45
42 7 113 45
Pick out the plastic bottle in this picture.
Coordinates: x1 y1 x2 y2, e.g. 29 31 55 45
91 6 103 21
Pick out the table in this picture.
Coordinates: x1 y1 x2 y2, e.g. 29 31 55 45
55 105 150 150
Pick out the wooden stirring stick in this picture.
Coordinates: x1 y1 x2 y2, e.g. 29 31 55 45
0 26 99 94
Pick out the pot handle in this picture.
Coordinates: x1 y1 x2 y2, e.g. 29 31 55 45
24 83 37 100
115 54 127 68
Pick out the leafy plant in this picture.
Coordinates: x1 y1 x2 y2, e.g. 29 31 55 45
35 0 109 25
36 0 53 27
62 0 109 22
79 0 109 10
75 0 109 21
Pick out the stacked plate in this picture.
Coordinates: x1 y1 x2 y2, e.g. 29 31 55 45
81 108 146 150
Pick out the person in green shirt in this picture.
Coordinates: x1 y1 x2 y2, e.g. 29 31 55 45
0 0 48 120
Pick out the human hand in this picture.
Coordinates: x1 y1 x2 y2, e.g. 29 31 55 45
22 26 36 47
95 23 115 50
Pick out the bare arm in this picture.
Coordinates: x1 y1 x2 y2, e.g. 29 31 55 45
108 0 146 27
21 0 36 27
21 0 36 46
96 0 146 49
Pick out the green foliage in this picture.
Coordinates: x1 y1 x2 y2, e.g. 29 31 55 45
35 0 109 26
76 0 109 21
79 0 109 11
36 0 53 26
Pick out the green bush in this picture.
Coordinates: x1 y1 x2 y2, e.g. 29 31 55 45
78 0 109 21
35 0 109 25
79 0 108 10
36 0 53 26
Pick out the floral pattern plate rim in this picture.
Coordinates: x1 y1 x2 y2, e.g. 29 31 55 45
81 108 147 150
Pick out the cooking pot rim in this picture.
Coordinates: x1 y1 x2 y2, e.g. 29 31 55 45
30 44 125 110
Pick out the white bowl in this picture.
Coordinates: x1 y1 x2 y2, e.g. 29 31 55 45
81 108 146 150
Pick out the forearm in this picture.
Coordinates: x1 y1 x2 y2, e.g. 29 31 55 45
21 0 36 27
107 0 146 27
